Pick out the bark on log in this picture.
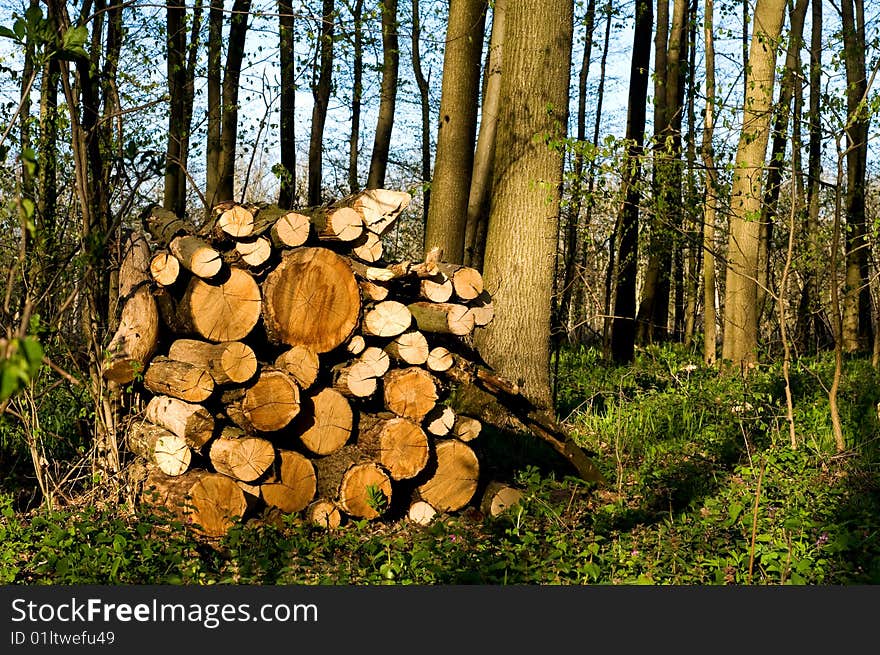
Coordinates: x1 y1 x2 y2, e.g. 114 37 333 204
144 395 215 451
415 439 479 512
179 267 262 342
314 445 393 519
223 368 301 433
127 421 191 477
357 414 430 480
142 205 192 245
208 434 275 482
407 301 474 336
262 247 361 353
143 356 215 403
142 467 249 537
292 388 353 455
261 450 317 513
103 232 160 384
383 366 440 421
167 338 258 385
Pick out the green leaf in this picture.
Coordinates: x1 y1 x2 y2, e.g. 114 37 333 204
25 3 42 26
61 25 88 58
20 336 43 376
13 19 26 41
0 364 21 402
0 26 18 40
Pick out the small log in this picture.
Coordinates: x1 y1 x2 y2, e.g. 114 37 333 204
305 206 364 242
262 247 361 353
480 482 524 517
436 263 484 301
346 334 366 356
167 338 258 385
349 259 412 282
420 274 453 303
351 231 383 263
384 330 429 366
415 439 479 512
424 404 455 437
142 468 248 537
362 300 412 337
426 346 454 373
383 366 439 421
464 290 495 327
208 434 276 482
359 279 390 302
358 346 390 378
408 301 474 336
358 414 430 480
149 251 180 287
143 356 215 403
234 236 273 268
307 499 343 529
169 235 223 279
332 361 378 398
274 345 320 389
207 201 255 240
333 189 411 235
407 500 437 526
451 415 482 442
251 206 311 248
144 395 215 451
314 445 393 520
142 205 192 245
127 421 191 477
293 388 353 455
261 450 317 513
103 232 160 384
224 368 301 433
179 267 262 342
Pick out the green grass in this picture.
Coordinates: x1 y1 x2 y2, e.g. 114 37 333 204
3 344 880 585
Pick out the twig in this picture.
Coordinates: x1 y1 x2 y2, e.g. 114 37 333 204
747 459 765 584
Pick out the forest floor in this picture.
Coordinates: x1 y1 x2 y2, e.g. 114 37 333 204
2 343 880 585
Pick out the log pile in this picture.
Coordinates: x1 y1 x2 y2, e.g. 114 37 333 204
107 189 521 537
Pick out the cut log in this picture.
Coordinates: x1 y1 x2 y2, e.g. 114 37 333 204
451 415 482 442
332 361 378 398
103 232 160 384
142 205 192 245
351 231 383 263
424 405 455 437
333 189 411 235
384 330 429 366
408 301 475 336
420 274 454 303
142 468 248 537
143 356 215 403
383 366 439 421
261 450 317 513
144 395 215 451
293 388 353 455
274 345 320 389
208 434 275 482
262 247 361 353
167 338 257 385
407 500 437 526
359 279 390 302
149 251 180 287
362 300 412 337
234 236 272 268
465 290 495 327
358 415 430 480
305 206 364 242
179 267 262 342
426 346 454 373
251 206 312 248
307 499 343 529
127 421 191 477
224 368 301 433
437 263 484 301
358 346 390 378
349 259 412 282
314 445 393 519
207 201 255 239
480 482 524 517
169 235 223 279
415 439 479 512
346 334 366 356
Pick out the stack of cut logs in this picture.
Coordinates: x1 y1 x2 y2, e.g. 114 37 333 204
104 189 522 537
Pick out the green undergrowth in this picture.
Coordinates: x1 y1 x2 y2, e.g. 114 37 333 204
3 345 880 585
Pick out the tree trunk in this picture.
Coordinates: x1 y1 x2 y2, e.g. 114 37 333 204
610 0 652 363
278 0 296 207
702 0 717 365
721 0 787 369
367 0 399 189
307 0 335 206
474 0 574 408
348 0 364 194
411 0 431 222
423 0 488 263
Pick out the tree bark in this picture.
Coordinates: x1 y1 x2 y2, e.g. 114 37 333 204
367 0 400 189
307 0 335 206
278 0 296 207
